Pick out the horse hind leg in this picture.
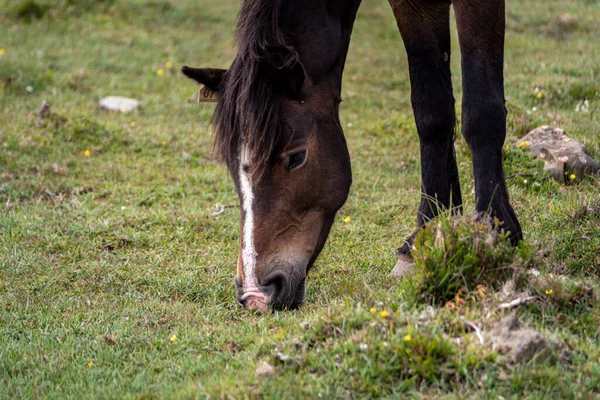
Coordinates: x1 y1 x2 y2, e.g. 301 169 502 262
388 0 462 275
453 0 522 245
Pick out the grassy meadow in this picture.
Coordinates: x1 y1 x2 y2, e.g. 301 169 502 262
1 0 599 398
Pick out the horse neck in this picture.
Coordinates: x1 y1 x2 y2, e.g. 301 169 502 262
281 0 362 92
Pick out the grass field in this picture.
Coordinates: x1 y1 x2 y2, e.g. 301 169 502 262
1 0 599 398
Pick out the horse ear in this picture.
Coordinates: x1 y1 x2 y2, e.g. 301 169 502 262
181 66 226 92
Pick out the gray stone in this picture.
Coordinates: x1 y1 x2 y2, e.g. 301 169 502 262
518 126 600 181
99 96 140 113
485 313 551 364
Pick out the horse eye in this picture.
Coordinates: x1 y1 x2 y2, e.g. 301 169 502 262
287 150 307 171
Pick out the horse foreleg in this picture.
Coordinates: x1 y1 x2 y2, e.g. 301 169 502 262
388 0 462 265
453 0 523 245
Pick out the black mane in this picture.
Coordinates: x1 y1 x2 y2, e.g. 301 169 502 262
213 0 300 178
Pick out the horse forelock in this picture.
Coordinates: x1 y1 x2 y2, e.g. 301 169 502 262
212 0 300 179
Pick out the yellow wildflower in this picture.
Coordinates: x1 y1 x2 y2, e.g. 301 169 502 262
170 334 177 342
162 140 167 146
403 335 411 342
569 174 576 180
380 311 389 318
519 141 529 148
0 49 4 56
166 61 174 68
88 361 94 367
545 289 553 295
369 307 377 314
274 328 286 340
505 144 510 150
84 149 91 157
343 216 350 223
157 69 165 77
537 92 543 99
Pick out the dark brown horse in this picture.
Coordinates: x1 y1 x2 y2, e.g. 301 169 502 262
182 0 522 313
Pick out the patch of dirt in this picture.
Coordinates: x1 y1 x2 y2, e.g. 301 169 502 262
485 313 551 364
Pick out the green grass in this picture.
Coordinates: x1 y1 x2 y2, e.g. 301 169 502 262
1 0 599 398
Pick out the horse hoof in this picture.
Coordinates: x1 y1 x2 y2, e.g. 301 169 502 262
390 254 414 278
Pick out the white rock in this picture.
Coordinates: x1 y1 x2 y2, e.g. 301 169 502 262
99 96 140 113
276 352 291 362
255 361 275 377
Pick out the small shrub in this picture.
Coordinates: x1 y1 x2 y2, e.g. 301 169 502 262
10 0 48 22
406 213 533 305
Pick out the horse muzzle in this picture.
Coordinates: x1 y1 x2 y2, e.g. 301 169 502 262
235 267 307 313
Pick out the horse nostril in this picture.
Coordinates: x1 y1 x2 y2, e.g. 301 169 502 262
260 271 288 303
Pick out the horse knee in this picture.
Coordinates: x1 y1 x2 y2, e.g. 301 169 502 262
413 93 455 144
461 97 506 151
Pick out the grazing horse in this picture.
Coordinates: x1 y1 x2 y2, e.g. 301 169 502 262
182 0 522 313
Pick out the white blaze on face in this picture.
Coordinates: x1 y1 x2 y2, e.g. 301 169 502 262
239 146 260 298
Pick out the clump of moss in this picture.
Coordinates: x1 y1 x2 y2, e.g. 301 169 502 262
406 213 533 305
